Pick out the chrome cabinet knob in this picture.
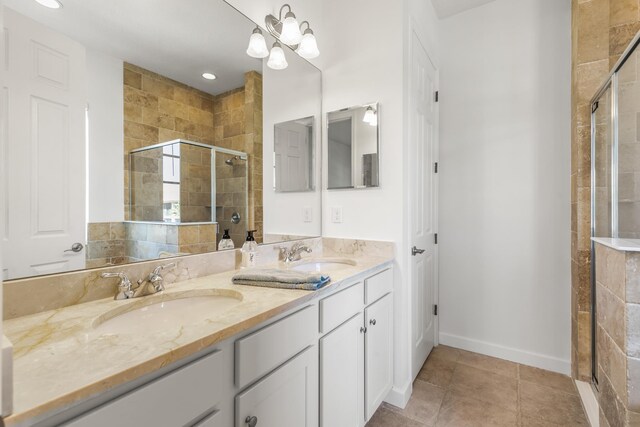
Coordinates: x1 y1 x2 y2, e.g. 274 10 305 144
64 242 84 253
369 319 377 326
360 326 367 334
245 415 258 427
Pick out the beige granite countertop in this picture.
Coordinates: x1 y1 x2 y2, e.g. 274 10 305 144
3 255 393 426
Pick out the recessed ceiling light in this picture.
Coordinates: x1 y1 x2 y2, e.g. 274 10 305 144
202 73 216 80
35 0 63 9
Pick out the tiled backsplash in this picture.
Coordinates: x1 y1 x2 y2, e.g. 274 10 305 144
4 238 394 320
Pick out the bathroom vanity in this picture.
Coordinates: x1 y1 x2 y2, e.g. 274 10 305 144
3 241 394 427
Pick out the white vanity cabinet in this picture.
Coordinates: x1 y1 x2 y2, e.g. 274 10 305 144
319 268 394 427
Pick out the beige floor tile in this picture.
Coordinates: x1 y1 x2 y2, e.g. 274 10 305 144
429 345 462 362
417 355 457 388
386 379 445 426
519 364 577 395
434 390 518 427
366 406 427 427
520 382 589 426
456 350 519 378
449 363 518 411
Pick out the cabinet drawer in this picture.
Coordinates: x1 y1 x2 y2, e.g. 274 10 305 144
65 350 224 427
193 410 222 427
236 346 318 427
365 268 393 305
235 305 317 389
319 282 364 333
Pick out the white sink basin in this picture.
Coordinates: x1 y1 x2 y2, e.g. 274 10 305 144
92 290 243 335
289 258 356 273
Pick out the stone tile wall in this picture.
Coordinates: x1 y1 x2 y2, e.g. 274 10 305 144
215 153 248 248
571 0 640 381
123 62 216 220
86 223 131 268
180 144 213 222
213 71 263 242
594 243 640 426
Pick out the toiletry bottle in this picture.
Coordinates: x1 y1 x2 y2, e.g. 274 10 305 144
218 229 235 250
241 230 258 268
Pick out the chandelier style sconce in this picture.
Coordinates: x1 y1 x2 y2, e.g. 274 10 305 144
246 4 320 70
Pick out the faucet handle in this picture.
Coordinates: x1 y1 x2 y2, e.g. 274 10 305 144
101 272 133 300
152 262 176 275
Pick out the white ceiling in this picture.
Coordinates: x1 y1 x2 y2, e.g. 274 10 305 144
4 0 264 95
431 0 497 19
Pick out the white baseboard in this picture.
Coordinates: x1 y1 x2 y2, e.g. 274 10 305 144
384 381 412 409
439 332 571 375
576 380 599 427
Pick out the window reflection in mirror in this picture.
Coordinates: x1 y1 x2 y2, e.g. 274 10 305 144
327 103 379 190
274 117 314 192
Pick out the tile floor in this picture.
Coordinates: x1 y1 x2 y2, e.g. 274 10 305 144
367 346 589 427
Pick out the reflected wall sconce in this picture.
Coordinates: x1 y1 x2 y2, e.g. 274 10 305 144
246 3 320 70
363 106 378 126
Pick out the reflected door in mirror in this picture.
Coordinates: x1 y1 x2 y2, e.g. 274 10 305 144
274 118 313 192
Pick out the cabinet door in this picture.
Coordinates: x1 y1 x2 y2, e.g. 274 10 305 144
320 313 365 427
365 294 393 420
236 346 318 427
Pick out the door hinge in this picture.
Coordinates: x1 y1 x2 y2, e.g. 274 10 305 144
434 162 438 174
434 305 438 316
434 233 438 244
435 91 439 102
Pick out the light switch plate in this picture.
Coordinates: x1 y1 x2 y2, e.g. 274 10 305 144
303 207 312 223
331 207 343 223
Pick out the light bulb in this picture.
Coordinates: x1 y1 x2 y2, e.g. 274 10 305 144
363 107 376 124
35 0 62 8
267 42 288 70
296 29 320 59
246 28 270 59
280 12 303 45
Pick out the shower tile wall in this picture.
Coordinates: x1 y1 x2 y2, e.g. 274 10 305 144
130 149 163 221
571 0 640 381
123 62 216 220
215 154 248 248
213 71 263 243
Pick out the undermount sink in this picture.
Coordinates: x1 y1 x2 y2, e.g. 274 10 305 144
92 289 243 335
289 258 357 273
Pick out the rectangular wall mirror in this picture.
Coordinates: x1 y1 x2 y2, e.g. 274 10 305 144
327 103 380 190
1 0 322 280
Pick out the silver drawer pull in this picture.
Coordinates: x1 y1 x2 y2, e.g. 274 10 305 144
369 319 376 326
246 415 258 427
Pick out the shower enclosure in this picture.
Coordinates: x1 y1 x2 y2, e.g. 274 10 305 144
590 33 640 386
129 139 249 248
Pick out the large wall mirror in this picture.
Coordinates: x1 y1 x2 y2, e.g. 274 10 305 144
1 0 322 280
327 103 380 190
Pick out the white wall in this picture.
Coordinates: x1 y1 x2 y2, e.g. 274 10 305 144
438 0 571 373
86 50 124 223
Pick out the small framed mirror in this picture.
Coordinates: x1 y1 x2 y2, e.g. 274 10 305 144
274 117 315 192
327 103 379 189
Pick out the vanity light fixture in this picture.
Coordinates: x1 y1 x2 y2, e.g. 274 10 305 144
296 21 320 59
35 0 62 8
267 42 288 70
271 4 303 45
202 72 217 80
363 106 377 126
246 27 270 59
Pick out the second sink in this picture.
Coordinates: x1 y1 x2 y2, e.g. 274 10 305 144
289 258 356 273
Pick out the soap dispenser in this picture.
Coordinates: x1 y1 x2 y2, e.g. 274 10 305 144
241 230 258 268
218 229 235 250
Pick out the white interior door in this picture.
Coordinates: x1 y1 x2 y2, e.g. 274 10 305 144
275 122 310 192
409 31 438 379
3 8 86 279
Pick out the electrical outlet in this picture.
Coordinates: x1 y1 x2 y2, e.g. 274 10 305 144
331 207 343 223
303 207 312 223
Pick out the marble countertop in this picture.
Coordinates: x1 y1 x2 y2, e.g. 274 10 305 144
3 255 393 426
592 237 640 252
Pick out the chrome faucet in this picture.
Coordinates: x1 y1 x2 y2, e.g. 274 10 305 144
100 262 176 300
280 242 313 263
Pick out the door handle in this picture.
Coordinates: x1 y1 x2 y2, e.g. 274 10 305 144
411 246 425 256
64 243 84 253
